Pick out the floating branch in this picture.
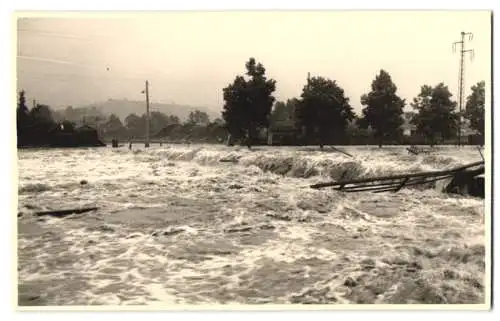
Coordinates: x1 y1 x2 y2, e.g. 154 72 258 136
330 146 354 158
35 207 99 218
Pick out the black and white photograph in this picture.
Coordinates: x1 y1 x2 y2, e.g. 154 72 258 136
12 8 491 309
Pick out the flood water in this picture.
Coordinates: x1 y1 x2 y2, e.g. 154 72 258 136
17 144 486 305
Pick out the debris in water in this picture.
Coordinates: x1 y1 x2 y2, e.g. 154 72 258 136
266 213 292 221
310 161 484 197
35 207 99 218
126 233 142 239
407 145 432 155
220 155 242 163
225 226 252 233
330 146 354 158
152 227 185 237
344 277 358 287
259 223 275 230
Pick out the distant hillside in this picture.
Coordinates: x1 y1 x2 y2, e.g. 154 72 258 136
66 99 221 122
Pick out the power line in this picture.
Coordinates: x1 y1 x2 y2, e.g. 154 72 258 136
17 55 75 66
17 64 150 83
17 28 93 41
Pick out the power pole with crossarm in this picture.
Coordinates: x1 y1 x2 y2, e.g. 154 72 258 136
453 31 474 147
142 80 150 147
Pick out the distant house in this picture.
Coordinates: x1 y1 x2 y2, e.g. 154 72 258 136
72 124 105 146
267 119 300 145
459 121 483 145
402 112 417 136
18 122 105 148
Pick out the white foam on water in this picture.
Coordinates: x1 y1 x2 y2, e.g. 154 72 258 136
146 284 181 305
277 224 313 242
17 144 485 305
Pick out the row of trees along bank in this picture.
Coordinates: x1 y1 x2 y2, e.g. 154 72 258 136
16 91 105 148
97 110 225 143
222 58 485 148
16 90 227 145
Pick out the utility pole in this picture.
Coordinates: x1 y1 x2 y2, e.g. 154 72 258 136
453 31 474 147
144 80 150 147
32 99 36 109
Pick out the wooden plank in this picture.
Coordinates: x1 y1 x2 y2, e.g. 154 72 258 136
371 175 456 193
310 161 484 189
339 178 414 191
340 174 453 193
395 177 410 192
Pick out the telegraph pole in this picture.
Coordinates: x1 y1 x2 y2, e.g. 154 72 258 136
144 80 150 147
453 31 474 147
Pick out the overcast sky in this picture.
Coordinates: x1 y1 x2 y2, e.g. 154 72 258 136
16 11 491 114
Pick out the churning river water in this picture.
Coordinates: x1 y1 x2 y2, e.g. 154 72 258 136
17 144 486 306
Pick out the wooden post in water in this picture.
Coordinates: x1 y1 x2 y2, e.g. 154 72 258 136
145 80 150 148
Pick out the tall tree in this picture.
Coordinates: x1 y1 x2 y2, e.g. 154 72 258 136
125 113 144 138
17 90 30 130
411 83 458 146
101 114 127 139
222 76 248 142
187 110 210 125
149 111 172 134
17 90 28 114
358 70 405 147
222 57 276 147
464 81 485 137
271 99 298 124
286 98 299 123
103 114 124 130
30 104 54 125
64 106 76 122
168 115 180 124
296 76 355 148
